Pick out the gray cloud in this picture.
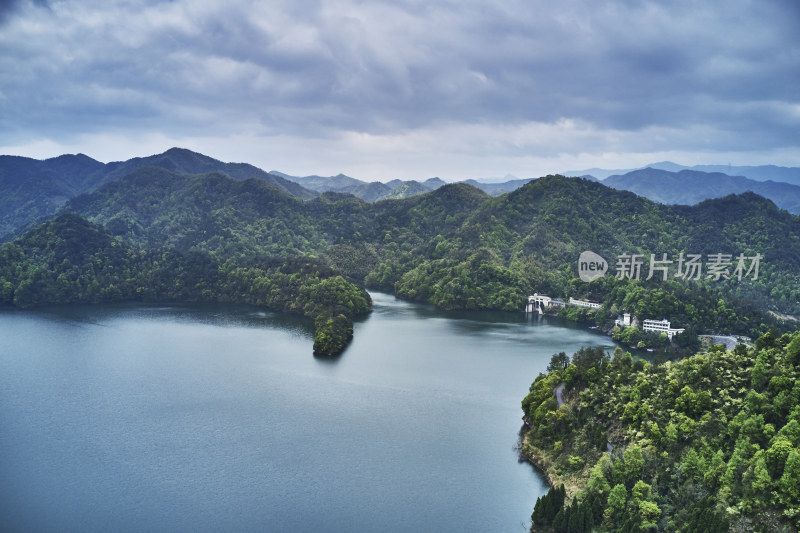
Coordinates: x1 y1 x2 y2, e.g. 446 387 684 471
0 0 46 23
0 0 798 177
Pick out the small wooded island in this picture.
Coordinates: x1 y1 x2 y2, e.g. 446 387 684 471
0 215 371 356
521 332 800 532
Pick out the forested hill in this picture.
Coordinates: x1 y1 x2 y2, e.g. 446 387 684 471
483 176 800 282
1 170 799 353
0 148 317 243
522 332 800 532
99 147 317 200
63 166 316 253
0 214 370 356
0 153 106 241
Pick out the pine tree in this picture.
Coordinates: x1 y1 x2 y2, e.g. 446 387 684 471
779 449 800 503
553 508 566 533
581 496 602 533
531 495 543 525
567 501 581 533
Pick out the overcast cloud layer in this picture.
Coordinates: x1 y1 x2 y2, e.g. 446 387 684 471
1 0 798 180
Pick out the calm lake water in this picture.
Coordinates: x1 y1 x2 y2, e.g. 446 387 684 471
0 293 618 532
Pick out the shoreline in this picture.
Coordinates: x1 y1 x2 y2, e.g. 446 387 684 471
518 418 583 503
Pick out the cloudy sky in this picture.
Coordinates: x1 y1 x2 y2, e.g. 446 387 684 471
1 0 798 180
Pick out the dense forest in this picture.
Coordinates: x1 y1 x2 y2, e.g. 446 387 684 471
1 163 799 354
522 332 800 532
0 215 370 356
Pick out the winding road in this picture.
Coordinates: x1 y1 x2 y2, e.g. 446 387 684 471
554 383 565 407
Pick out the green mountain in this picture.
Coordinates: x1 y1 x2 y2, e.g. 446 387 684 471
0 148 317 243
101 147 318 200
51 173 800 319
0 212 370 356
0 153 106 240
1 164 799 353
63 166 320 254
74 170 800 315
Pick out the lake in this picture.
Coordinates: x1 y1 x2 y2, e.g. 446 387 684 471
0 292 619 532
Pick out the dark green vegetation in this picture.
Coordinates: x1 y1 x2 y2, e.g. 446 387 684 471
0 148 317 242
0 214 370 356
1 150 799 354
522 333 800 532
0 153 106 241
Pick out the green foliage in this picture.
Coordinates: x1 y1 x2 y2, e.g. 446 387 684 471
0 215 370 355
531 484 566 528
313 314 354 356
547 352 571 372
53 170 797 339
522 332 800 532
2 171 799 356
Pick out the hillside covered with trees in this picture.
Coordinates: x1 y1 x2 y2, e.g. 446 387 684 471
522 332 800 532
1 162 799 353
0 214 370 356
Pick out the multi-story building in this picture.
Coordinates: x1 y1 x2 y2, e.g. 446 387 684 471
642 319 685 340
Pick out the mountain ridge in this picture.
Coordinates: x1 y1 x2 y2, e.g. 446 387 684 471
604 167 800 214
0 148 319 242
566 161 800 185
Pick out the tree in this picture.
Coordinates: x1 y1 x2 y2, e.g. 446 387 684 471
588 457 611 498
638 500 661 529
605 483 628 526
631 480 652 503
779 449 800 503
622 446 644 485
751 454 772 494
548 351 570 372
766 437 793 478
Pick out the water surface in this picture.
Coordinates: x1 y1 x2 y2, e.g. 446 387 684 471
0 293 618 532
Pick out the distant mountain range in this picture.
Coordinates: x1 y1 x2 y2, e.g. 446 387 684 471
268 170 533 200
3 148 800 243
565 161 800 186
603 168 800 214
1 147 799 341
268 170 446 202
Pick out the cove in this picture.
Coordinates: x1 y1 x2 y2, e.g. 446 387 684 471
0 292 619 532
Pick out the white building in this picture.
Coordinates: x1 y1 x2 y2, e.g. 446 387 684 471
569 297 602 309
642 319 685 340
525 293 566 313
615 313 632 327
